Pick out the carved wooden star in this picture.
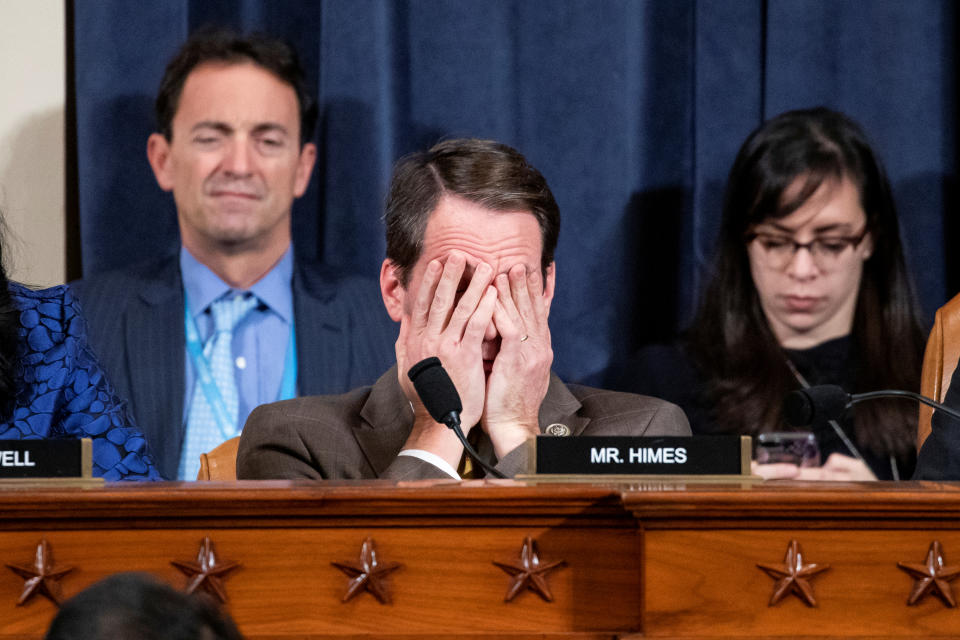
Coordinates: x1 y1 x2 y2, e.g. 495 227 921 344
5 539 74 606
493 536 567 602
757 539 829 607
331 537 402 604
898 541 960 607
171 537 240 603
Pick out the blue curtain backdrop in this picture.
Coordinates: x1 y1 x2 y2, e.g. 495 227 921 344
72 0 958 384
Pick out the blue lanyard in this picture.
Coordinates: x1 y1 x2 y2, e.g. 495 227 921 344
184 297 297 439
278 319 297 401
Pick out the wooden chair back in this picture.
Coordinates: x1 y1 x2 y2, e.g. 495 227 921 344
196 436 240 481
918 293 960 450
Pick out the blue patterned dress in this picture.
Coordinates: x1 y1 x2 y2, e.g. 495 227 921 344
0 283 160 480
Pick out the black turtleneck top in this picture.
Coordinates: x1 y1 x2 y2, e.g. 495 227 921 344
601 335 915 480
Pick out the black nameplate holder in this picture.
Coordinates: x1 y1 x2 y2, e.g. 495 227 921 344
0 438 93 479
532 435 751 477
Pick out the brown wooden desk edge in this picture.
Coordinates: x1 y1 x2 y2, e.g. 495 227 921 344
2 480 960 639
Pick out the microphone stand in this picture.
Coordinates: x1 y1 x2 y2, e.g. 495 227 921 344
849 390 960 423
440 413 507 479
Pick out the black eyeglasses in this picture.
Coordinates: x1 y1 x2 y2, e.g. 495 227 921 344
746 227 869 271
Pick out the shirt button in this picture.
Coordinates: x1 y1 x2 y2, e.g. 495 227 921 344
236 356 247 370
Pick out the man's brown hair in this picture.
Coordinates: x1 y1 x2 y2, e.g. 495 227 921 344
384 138 560 285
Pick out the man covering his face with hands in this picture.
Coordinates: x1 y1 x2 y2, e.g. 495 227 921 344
238 138 689 480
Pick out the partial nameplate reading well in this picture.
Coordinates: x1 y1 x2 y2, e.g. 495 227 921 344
0 439 92 479
535 435 749 476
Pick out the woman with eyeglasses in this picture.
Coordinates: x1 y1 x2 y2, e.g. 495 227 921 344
608 107 925 480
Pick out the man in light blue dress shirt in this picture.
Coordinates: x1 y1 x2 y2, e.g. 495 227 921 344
180 248 296 431
177 248 300 479
73 30 397 480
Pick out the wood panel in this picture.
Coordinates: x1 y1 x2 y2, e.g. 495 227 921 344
2 480 960 638
0 482 641 638
0 526 641 637
644 529 960 637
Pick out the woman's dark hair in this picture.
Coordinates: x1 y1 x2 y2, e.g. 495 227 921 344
0 216 18 421
687 107 925 459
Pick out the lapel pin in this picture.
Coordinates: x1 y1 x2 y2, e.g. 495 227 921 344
544 423 571 437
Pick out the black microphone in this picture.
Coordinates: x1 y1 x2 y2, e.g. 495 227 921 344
783 385 850 425
407 357 506 479
407 357 462 429
783 384 960 426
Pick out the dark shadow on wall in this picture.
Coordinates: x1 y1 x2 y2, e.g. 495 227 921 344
620 187 686 353
946 3 960 304
945 173 960 305
684 178 728 329
65 0 80 281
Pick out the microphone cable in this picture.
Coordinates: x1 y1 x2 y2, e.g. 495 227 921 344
407 357 507 479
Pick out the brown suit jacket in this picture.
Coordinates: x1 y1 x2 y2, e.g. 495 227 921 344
237 366 691 480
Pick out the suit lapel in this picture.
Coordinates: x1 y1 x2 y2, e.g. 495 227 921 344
128 258 185 481
538 372 589 435
354 366 414 476
350 369 583 477
475 373 584 472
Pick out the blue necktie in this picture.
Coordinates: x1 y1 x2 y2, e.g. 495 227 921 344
178 293 258 480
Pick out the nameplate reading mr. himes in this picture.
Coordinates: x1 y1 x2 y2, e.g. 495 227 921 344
535 436 746 475
592 445 689 464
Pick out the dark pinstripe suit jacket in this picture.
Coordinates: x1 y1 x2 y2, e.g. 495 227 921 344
236 366 692 480
70 253 398 480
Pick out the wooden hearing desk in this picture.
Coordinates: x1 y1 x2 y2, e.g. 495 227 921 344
1 479 960 638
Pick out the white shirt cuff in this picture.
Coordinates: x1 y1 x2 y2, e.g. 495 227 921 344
398 449 461 480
